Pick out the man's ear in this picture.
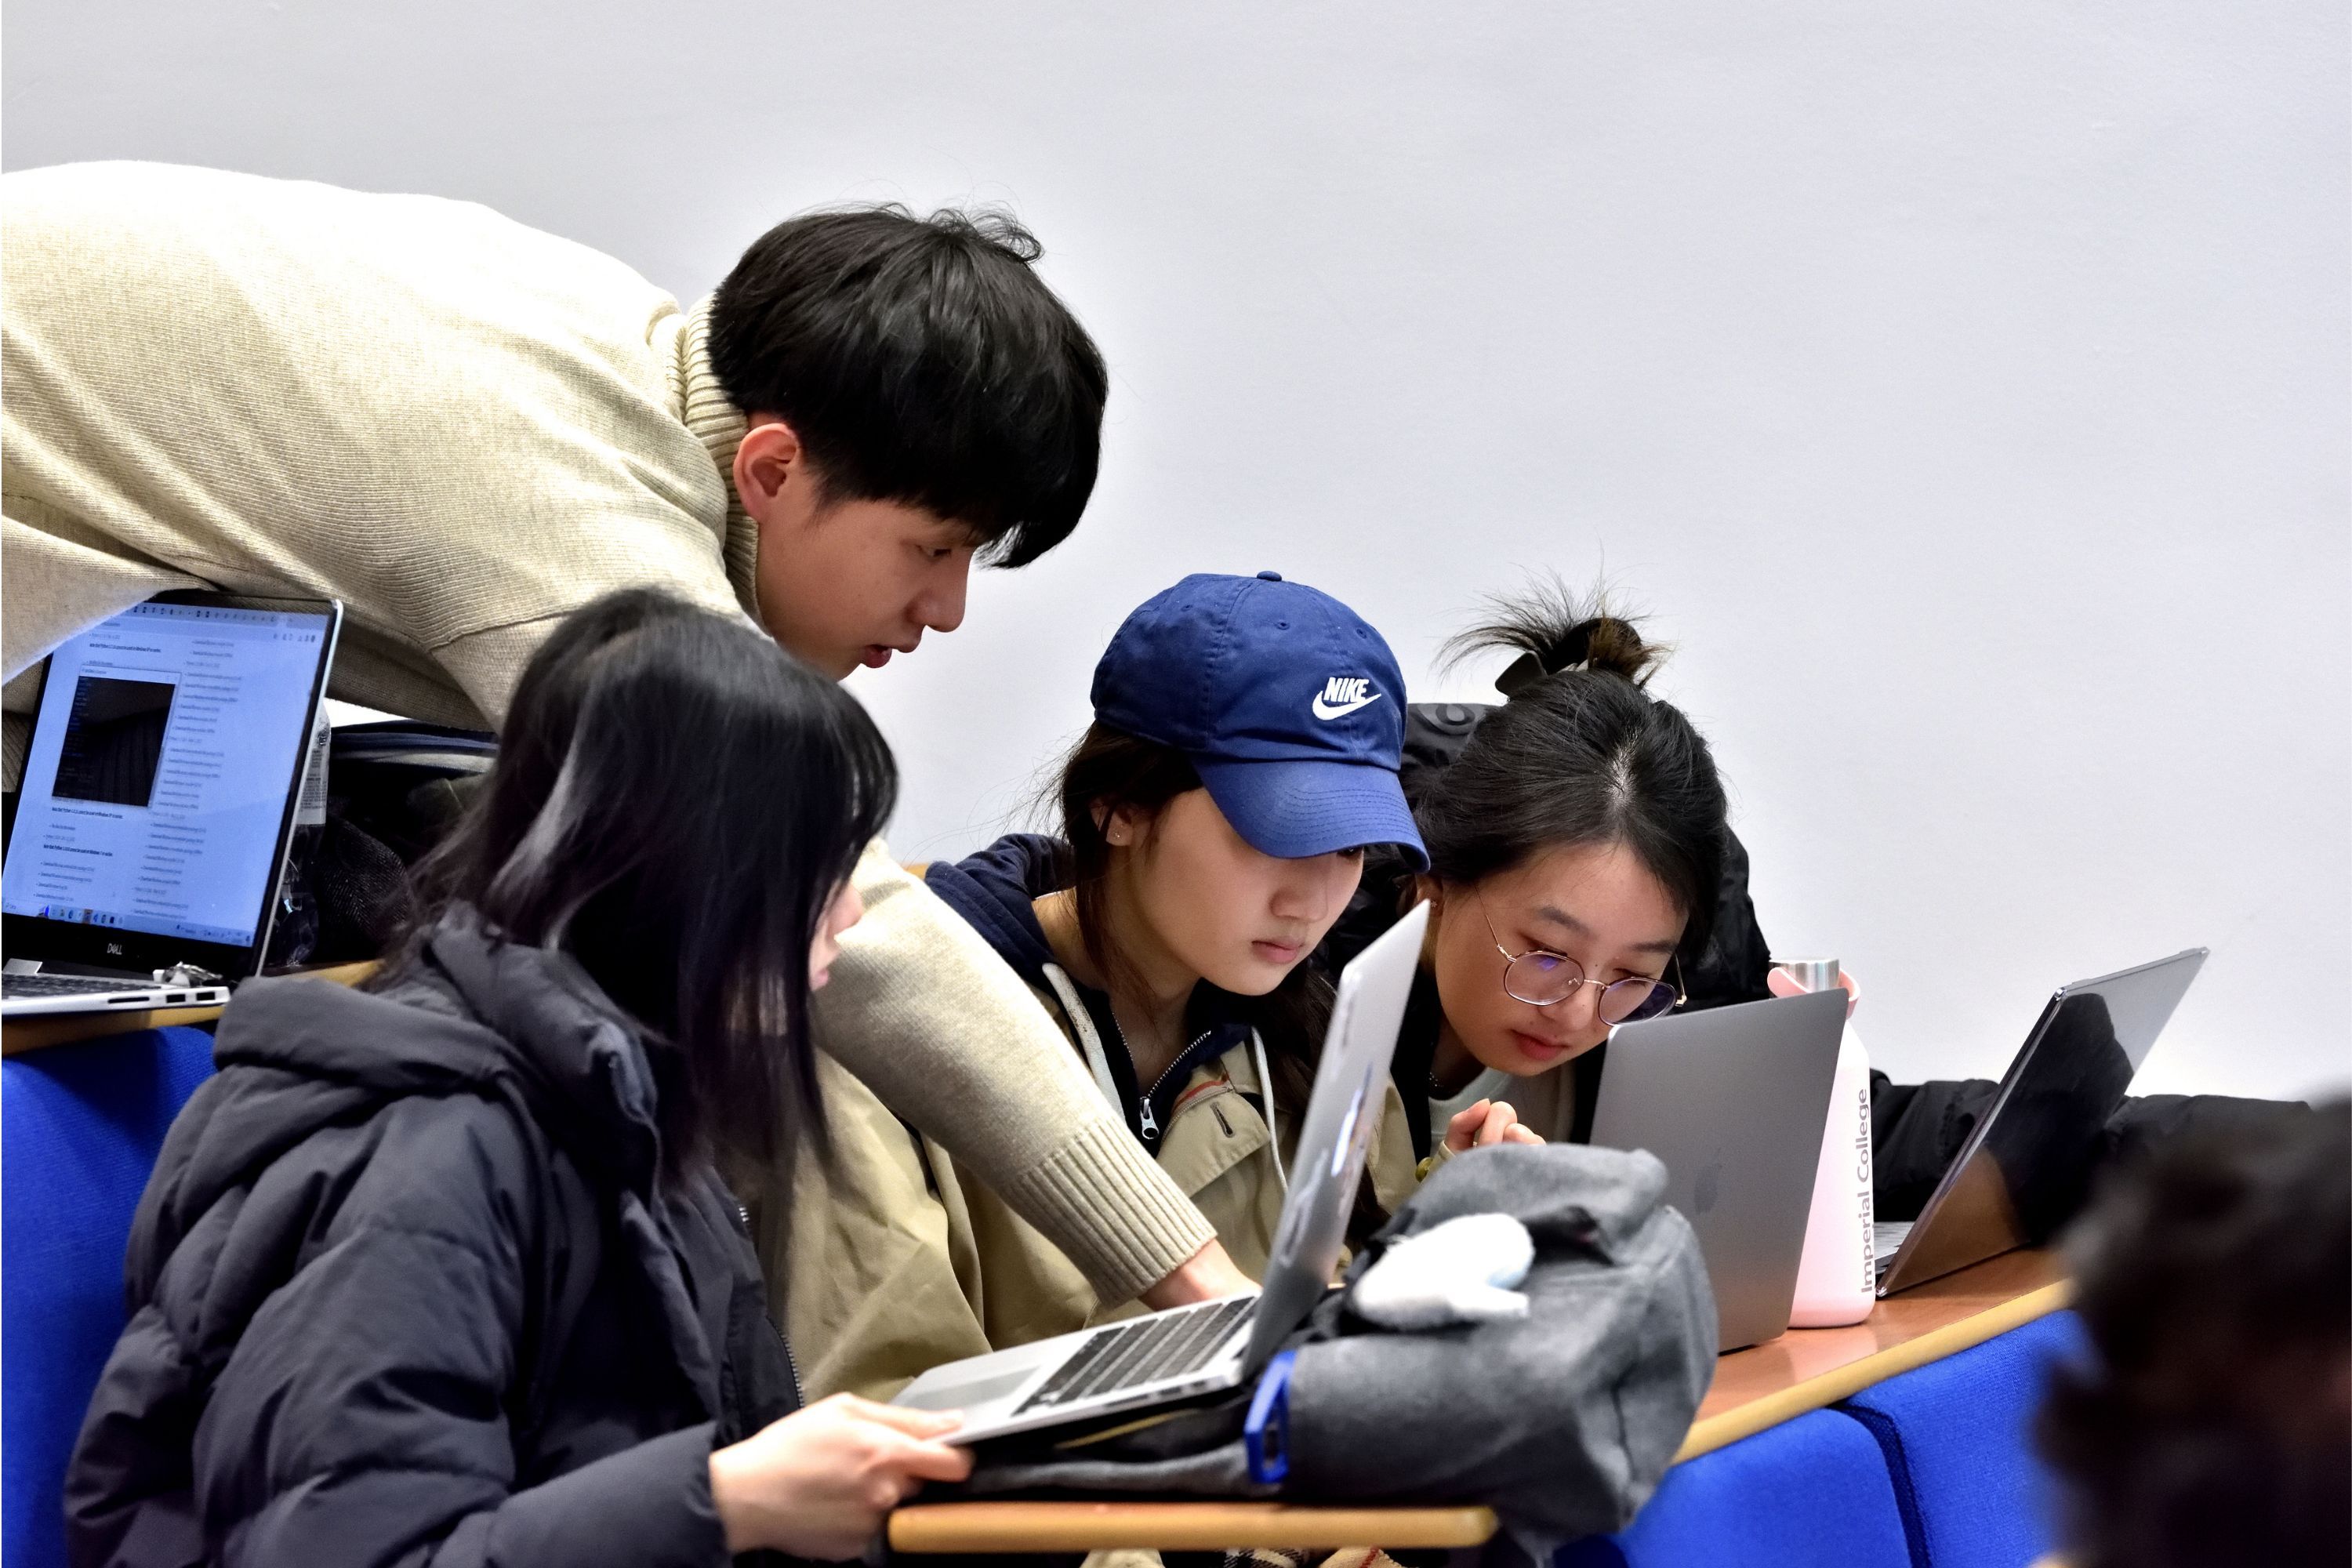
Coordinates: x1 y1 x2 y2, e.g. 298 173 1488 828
733 416 815 527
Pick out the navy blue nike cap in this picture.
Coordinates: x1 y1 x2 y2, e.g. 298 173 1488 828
1091 572 1428 870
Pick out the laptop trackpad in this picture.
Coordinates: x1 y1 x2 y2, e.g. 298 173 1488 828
896 1367 1035 1410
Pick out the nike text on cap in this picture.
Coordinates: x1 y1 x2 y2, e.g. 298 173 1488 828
1091 572 1429 870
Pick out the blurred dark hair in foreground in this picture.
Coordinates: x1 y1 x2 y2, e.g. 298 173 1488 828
2039 1097 2349 1568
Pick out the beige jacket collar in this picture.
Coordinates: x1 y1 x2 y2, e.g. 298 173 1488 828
667 295 760 619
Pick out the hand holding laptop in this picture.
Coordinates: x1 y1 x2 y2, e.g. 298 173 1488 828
710 1393 973 1559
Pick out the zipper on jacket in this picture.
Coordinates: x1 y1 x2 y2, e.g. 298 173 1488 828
737 1201 805 1410
775 1313 805 1410
1138 1030 1215 1150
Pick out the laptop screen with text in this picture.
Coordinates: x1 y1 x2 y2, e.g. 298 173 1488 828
3 601 335 952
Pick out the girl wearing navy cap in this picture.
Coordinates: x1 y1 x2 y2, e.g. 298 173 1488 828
768 572 1446 1401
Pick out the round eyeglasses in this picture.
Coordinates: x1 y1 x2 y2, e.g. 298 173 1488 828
1475 892 1685 1025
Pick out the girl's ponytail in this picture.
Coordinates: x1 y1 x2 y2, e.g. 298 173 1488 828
1443 579 1668 695
1419 579 1726 951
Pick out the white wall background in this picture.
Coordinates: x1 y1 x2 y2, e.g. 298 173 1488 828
8 2 2347 1100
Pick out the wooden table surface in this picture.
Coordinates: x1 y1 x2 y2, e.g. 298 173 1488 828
1678 1246 2068 1459
889 1501 1501 1554
891 1247 2069 1552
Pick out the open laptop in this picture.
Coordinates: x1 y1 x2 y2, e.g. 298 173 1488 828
2 593 343 1016
1874 947 2206 1297
891 902 1429 1443
1590 989 1850 1350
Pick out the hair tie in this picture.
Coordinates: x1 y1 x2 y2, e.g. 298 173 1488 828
1494 622 1599 697
1552 622 1598 670
1494 652 1546 698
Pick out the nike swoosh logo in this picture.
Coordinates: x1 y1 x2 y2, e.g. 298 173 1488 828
1311 691 1385 720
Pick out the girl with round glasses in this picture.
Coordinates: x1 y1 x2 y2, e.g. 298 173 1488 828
1337 583 2306 1210
1319 584 1769 1169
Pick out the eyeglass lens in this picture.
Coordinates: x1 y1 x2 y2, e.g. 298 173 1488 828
1503 952 1675 1022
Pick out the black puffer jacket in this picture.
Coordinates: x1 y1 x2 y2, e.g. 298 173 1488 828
64 913 800 1568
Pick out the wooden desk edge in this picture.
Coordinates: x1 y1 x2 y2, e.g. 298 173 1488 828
1671 1278 2075 1462
888 1501 1499 1554
2 961 378 1058
2 1003 226 1055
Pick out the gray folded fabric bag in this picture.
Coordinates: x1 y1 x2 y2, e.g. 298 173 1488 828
953 1142 1717 1545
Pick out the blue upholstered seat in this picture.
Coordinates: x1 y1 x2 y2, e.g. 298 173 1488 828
3 1026 217 1568
1556 1407 1912 1568
1837 1311 2088 1568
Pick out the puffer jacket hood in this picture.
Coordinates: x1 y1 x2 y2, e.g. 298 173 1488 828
129 916 671 1301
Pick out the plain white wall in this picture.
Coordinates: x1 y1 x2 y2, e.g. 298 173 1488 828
7 2 2347 1100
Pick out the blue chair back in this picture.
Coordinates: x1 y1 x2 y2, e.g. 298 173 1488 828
3 1027 216 1568
1557 1407 1912 1568
1838 1312 2088 1568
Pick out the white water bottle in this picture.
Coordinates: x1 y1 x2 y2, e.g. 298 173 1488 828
1777 957 1877 1327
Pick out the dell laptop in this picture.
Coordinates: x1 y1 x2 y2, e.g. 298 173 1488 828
2 593 343 1016
1590 988 1850 1350
1873 947 2206 1296
891 902 1429 1443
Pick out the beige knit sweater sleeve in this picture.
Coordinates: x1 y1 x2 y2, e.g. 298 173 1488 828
463 629 1225 1301
817 843 1217 1303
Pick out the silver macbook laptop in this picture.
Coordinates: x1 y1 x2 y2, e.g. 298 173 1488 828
891 902 1429 1443
1874 947 2206 1297
1591 989 1849 1350
2 593 343 1017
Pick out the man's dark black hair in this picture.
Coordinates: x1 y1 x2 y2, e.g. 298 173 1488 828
709 205 1109 566
2038 1100 2349 1568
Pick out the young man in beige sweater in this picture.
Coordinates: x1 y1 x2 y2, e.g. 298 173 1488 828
1 160 1246 1311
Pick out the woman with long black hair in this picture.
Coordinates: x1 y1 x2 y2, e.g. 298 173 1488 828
66 592 971 1567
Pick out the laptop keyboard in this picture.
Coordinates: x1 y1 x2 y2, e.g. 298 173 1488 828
1015 1296 1255 1414
1873 1221 1915 1278
3 973 144 998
